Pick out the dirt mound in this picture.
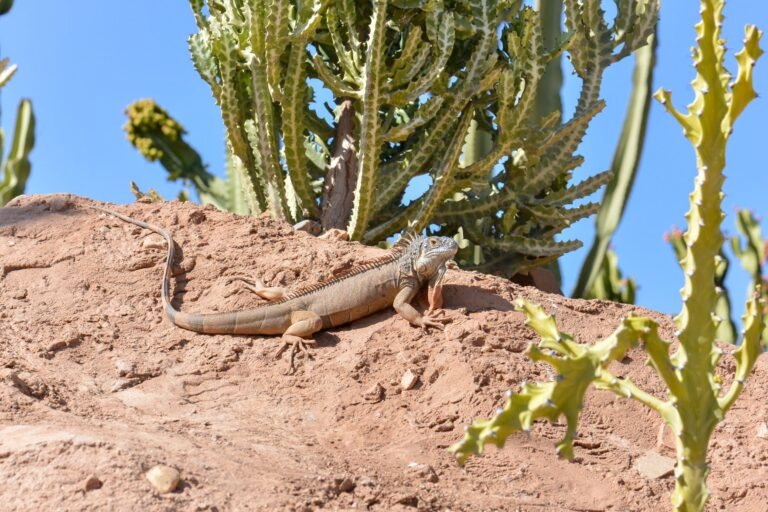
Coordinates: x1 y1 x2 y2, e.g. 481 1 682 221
1 194 766 511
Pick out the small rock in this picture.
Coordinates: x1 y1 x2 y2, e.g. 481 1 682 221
9 288 27 300
187 210 207 225
634 451 675 479
335 477 355 493
83 474 103 492
394 494 418 507
293 219 322 236
48 194 73 212
400 369 419 391
443 319 483 342
364 383 385 403
142 235 165 250
656 422 676 453
115 359 134 377
146 465 180 493
319 228 349 241
406 462 438 483
110 378 136 392
757 422 768 440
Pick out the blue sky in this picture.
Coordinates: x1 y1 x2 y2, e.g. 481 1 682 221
1 2 766 318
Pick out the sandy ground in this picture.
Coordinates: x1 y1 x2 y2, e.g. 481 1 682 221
1 194 766 512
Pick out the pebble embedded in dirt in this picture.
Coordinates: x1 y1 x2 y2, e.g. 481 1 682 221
318 228 349 241
110 378 135 393
655 421 676 454
83 474 103 492
364 382 384 403
335 477 355 493
293 219 322 236
114 359 134 377
146 465 181 494
401 369 419 390
142 235 165 250
406 462 438 483
757 422 768 440
9 288 27 300
634 451 675 479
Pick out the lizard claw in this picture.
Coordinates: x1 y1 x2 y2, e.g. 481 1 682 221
419 315 450 332
276 335 317 374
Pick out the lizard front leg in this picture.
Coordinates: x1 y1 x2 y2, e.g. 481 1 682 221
274 310 322 373
394 286 448 331
427 265 447 312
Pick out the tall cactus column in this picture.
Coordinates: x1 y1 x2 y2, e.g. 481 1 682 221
655 0 763 508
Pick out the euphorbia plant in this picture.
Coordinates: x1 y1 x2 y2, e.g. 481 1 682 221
450 1 764 510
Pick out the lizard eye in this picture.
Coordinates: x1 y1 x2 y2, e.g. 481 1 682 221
429 238 438 246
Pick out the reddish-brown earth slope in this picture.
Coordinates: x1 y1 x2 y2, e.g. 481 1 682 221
1 194 766 511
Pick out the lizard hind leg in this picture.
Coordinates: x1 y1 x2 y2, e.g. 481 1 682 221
226 274 287 301
274 310 323 374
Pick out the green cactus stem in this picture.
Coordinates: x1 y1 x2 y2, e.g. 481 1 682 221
0 57 17 88
451 2 764 510
666 227 737 344
583 247 636 304
0 99 35 207
730 209 768 341
574 33 657 300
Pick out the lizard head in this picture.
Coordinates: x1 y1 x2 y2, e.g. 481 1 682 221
413 236 459 278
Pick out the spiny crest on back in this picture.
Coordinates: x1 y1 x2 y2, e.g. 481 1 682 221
391 231 423 255
273 232 421 304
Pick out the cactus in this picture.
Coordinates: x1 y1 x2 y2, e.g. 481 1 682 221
582 247 636 304
731 209 766 294
0 1 36 207
123 99 248 213
0 0 12 16
182 0 658 277
574 34 657 300
451 2 764 510
0 99 35 207
730 209 768 341
666 227 737 344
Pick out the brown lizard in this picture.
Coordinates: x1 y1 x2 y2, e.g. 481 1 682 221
89 205 459 371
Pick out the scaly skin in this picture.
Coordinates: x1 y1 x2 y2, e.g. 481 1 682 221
89 205 458 371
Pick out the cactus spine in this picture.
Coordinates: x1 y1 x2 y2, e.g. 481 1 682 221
451 2 764 510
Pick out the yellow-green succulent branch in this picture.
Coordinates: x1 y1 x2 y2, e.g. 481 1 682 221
452 1 765 510
123 99 245 213
450 299 659 465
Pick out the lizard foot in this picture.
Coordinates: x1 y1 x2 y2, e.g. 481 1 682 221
275 334 317 374
418 315 451 332
226 273 286 301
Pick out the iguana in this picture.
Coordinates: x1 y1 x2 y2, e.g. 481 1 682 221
89 205 459 371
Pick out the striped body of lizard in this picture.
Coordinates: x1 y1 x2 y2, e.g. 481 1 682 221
89 206 458 371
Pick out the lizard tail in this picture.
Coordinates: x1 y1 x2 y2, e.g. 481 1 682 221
87 204 182 325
